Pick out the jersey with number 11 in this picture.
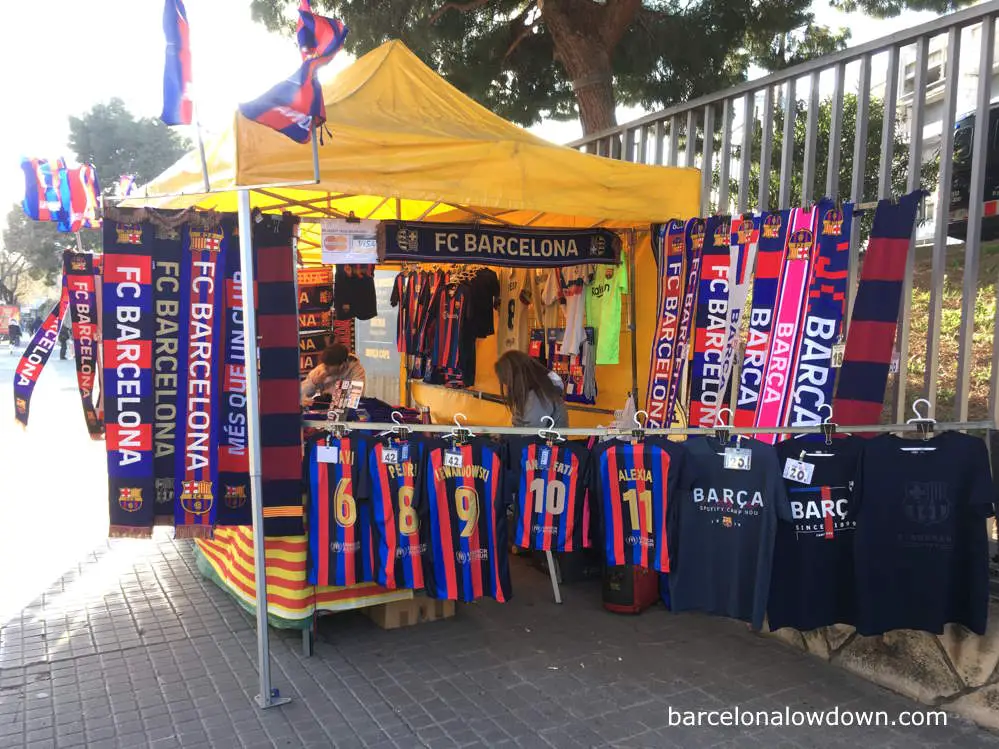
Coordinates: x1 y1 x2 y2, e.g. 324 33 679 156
306 435 374 587
594 438 689 572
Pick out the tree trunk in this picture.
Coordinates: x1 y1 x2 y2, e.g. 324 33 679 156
540 0 641 136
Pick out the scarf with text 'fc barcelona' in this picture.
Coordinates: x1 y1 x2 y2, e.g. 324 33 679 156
64 252 104 440
785 200 853 428
645 220 686 428
13 280 69 429
104 220 156 537
173 223 228 538
152 226 184 524
754 206 819 442
735 211 789 429
688 216 731 429
216 226 252 526
665 218 705 426
833 192 921 430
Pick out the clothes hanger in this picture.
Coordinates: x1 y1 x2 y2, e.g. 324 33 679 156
378 410 411 443
324 408 349 440
795 404 841 457
714 407 739 448
538 415 565 445
900 398 937 451
630 409 648 444
444 412 474 448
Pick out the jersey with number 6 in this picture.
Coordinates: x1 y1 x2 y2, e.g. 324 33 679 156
305 434 374 587
368 439 427 591
421 439 511 602
509 439 589 552
593 438 689 572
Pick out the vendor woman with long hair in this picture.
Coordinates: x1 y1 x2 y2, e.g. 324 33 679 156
494 350 568 428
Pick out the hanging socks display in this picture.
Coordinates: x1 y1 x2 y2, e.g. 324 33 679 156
645 220 686 428
735 211 788 428
13 281 68 430
833 192 921 429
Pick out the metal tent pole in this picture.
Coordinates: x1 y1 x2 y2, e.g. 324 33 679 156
237 189 291 710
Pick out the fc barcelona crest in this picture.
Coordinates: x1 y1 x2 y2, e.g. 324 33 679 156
116 224 143 245
713 221 731 247
689 219 706 249
118 487 144 512
70 257 88 272
736 222 755 245
762 213 782 239
787 229 814 260
223 484 247 509
15 397 27 416
668 232 684 254
189 230 223 252
722 516 733 528
180 480 214 515
394 227 420 253
588 235 607 257
822 208 845 236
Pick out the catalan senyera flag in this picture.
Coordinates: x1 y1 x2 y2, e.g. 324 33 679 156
238 0 348 143
162 0 194 126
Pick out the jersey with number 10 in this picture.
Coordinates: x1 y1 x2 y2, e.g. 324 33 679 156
421 440 511 602
593 438 689 572
509 439 589 552
368 439 426 591
306 435 374 587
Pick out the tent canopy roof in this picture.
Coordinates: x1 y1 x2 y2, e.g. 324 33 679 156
125 40 699 237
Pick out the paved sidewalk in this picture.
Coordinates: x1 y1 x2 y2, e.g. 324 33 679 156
2 536 998 749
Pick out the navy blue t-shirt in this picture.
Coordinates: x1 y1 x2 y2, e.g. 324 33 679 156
854 432 994 636
769 436 863 631
668 437 789 630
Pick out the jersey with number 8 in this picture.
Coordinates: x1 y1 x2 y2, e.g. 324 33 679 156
368 439 426 591
510 439 589 552
422 439 512 602
306 435 375 587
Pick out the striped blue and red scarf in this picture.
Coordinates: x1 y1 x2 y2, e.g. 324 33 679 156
13 281 68 429
103 220 157 537
645 220 686 428
174 223 228 538
833 192 921 428
688 216 731 429
64 251 103 439
666 218 705 426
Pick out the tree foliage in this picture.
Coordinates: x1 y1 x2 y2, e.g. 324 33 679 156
250 0 972 135
2 99 189 287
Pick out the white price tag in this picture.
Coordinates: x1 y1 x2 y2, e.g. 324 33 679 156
316 445 339 463
782 458 815 485
444 449 463 468
831 342 846 368
382 448 399 465
723 447 752 471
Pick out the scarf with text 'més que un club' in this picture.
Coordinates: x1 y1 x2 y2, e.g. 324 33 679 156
753 205 819 442
832 191 921 431
645 220 686 428
173 221 229 538
64 251 104 439
13 279 69 430
217 219 252 526
152 224 183 524
104 219 156 538
784 199 853 429
688 216 731 429
734 211 789 429
664 217 705 427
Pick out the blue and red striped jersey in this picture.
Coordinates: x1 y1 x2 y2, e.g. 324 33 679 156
368 439 427 591
593 438 689 572
434 283 469 369
421 439 511 602
508 439 590 552
305 434 374 586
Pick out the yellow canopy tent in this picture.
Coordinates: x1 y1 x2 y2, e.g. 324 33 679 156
126 38 700 425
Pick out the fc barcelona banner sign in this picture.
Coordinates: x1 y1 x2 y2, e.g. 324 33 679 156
379 221 621 267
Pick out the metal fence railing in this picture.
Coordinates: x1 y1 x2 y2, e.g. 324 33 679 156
569 1 999 428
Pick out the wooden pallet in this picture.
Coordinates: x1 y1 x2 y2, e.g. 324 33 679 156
363 595 456 630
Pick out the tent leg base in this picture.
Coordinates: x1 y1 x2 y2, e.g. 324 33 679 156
255 692 292 710
302 626 314 658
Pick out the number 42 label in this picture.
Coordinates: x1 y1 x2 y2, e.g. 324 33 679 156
782 458 815 485
444 450 463 468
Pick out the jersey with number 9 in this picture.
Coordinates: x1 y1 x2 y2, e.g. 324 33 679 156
422 439 512 602
306 434 374 587
368 439 427 591
509 439 590 552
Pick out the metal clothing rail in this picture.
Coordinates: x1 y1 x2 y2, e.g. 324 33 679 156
301 419 995 437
